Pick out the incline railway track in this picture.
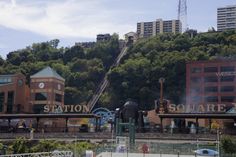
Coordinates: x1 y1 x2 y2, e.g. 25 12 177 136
87 45 128 112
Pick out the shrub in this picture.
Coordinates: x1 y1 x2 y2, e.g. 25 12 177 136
221 136 236 154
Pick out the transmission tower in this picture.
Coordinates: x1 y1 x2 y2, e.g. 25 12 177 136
178 0 188 32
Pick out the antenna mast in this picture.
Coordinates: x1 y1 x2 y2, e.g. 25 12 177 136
178 0 188 32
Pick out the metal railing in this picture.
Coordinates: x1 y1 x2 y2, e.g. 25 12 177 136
0 151 73 157
94 141 222 157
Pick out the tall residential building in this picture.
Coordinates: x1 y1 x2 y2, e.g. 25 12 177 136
217 5 236 31
137 19 182 38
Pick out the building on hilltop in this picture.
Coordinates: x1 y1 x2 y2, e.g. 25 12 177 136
96 34 111 42
125 32 138 44
0 74 30 114
217 5 236 31
30 66 65 114
137 19 182 38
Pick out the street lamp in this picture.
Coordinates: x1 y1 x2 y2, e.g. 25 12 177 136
108 118 114 156
159 78 165 114
217 129 221 157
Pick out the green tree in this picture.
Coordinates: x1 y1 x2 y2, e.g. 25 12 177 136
0 143 3 150
65 142 94 156
49 39 60 48
86 34 120 69
31 140 60 153
1 30 236 110
221 136 236 154
64 87 82 105
6 52 21 65
63 45 85 63
0 56 4 66
10 137 28 154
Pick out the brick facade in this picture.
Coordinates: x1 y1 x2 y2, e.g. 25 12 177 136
0 74 30 114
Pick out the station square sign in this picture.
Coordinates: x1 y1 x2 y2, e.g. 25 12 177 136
44 105 90 113
167 103 236 113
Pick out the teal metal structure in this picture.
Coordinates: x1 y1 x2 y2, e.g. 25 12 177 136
115 118 135 146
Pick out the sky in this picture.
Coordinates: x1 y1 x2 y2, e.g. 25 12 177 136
0 0 235 59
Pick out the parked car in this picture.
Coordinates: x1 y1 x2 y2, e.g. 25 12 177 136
194 149 219 156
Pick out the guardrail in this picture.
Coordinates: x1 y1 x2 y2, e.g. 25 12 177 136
0 151 73 157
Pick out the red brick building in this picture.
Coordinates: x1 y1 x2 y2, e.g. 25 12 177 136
0 67 65 115
30 67 65 114
186 60 236 112
0 74 30 114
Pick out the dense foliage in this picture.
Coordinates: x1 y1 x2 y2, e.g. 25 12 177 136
221 136 236 154
1 31 236 110
0 34 120 105
106 30 236 110
0 138 96 155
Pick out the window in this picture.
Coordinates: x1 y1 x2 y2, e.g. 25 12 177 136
55 94 62 102
202 150 209 155
191 96 202 103
221 96 235 102
221 76 234 82
205 96 218 102
0 93 4 112
205 86 218 93
0 77 12 84
204 67 218 73
7 91 14 113
221 86 234 92
191 77 201 83
35 93 47 101
204 76 218 83
220 66 234 72
190 88 200 95
191 67 201 73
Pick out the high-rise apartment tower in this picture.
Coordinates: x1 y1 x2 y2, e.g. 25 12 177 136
217 5 236 31
137 19 182 38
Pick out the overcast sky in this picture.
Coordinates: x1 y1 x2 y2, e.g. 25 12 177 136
0 0 235 59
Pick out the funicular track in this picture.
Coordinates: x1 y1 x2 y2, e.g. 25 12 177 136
87 45 128 112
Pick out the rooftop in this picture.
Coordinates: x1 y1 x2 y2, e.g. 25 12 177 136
186 59 236 64
30 66 65 81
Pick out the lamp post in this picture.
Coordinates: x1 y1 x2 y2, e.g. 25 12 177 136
159 78 165 114
108 118 113 157
217 129 220 157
